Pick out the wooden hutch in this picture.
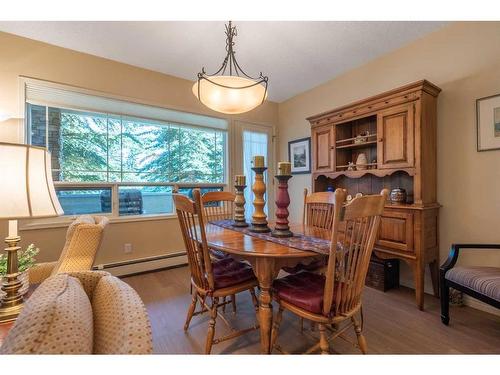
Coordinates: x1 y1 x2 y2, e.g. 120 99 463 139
308 80 441 310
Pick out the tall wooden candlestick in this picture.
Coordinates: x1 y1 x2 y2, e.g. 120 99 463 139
272 174 293 238
250 166 271 233
233 184 248 227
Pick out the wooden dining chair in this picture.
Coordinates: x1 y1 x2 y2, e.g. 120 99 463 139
271 188 388 354
202 191 235 222
201 190 238 313
303 188 336 229
282 188 336 276
173 189 259 354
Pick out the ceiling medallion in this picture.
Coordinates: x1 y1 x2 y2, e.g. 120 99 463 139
193 21 269 115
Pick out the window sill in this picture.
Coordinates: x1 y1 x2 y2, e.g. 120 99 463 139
20 213 179 231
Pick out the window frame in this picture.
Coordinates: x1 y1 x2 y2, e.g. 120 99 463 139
21 82 230 228
21 182 226 230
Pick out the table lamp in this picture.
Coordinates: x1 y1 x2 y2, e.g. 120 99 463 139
0 142 63 322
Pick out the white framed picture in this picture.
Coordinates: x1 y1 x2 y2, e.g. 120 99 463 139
477 93 500 151
288 137 311 174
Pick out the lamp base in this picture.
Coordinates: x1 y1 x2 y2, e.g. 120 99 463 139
0 302 24 323
0 231 24 323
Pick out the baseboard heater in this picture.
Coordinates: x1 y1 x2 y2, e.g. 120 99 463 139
93 251 188 277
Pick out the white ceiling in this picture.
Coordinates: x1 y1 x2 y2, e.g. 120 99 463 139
0 21 448 102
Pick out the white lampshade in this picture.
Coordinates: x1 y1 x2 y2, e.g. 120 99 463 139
192 76 267 115
0 143 63 219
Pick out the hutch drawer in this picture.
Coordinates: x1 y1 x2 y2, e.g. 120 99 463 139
376 209 414 253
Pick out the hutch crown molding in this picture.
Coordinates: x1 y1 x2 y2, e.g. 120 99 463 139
308 80 441 310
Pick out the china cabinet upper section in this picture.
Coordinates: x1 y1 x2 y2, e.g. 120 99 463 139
308 80 441 205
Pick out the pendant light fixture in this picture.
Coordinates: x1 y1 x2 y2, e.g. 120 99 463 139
193 21 269 115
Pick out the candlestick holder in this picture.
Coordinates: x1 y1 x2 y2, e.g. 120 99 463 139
250 166 271 233
272 174 293 238
233 184 249 227
0 234 24 322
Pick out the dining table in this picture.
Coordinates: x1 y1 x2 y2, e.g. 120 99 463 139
205 221 331 354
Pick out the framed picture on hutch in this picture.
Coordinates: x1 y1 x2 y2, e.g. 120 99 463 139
477 93 500 151
288 137 311 174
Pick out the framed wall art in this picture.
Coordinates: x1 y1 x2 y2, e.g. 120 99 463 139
288 137 311 174
477 93 500 151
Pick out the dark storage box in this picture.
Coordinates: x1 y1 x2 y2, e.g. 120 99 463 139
365 256 399 292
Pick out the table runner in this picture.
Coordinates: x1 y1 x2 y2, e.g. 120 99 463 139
209 219 331 255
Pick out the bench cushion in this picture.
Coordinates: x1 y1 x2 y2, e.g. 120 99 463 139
445 266 500 302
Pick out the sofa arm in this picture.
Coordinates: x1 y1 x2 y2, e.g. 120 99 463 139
440 243 500 276
91 274 152 354
65 270 111 299
28 262 57 284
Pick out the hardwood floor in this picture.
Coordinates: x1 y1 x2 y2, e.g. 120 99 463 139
123 266 500 354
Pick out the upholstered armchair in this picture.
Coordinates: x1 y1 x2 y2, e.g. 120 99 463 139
1 271 152 354
440 243 500 325
29 215 109 284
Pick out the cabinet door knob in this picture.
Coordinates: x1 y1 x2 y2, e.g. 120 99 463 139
378 138 383 142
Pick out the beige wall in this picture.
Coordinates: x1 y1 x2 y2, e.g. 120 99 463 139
0 31 279 266
277 21 500 297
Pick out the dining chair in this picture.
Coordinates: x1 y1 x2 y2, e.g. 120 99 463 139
303 188 336 229
271 188 388 354
173 189 259 354
202 191 235 222
201 190 238 313
201 191 236 260
282 188 335 276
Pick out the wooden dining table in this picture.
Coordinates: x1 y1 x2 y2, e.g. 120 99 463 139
205 221 331 354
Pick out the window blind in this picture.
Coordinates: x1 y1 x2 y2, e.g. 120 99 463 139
24 79 228 131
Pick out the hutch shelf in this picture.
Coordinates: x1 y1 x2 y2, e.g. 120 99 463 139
308 80 441 310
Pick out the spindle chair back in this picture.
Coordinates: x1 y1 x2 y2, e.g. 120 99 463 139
202 191 235 222
302 188 336 230
173 190 214 291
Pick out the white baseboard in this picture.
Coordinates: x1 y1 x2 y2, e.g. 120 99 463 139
93 252 187 277
400 279 500 316
463 295 500 317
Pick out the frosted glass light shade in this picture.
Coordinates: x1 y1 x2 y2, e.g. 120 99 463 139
0 143 63 219
193 76 267 115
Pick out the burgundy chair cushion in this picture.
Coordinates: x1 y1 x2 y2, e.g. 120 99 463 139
212 257 256 289
272 271 327 314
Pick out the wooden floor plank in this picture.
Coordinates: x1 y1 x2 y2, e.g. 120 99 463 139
123 266 500 354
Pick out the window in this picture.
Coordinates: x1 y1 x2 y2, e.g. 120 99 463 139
55 187 112 216
25 82 227 219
